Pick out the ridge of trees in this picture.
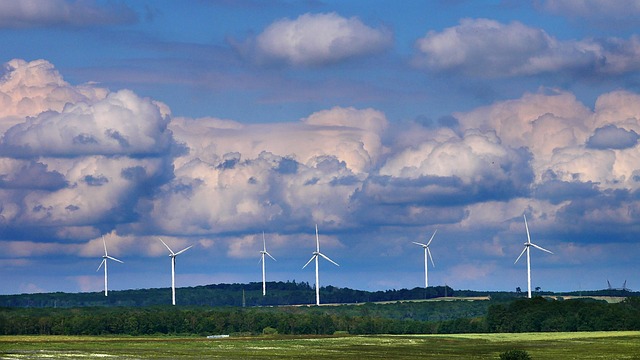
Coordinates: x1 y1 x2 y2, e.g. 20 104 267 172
486 296 640 332
0 282 456 308
1 281 637 309
1 297 640 336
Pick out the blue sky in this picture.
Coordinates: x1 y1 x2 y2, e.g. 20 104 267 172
1 0 640 297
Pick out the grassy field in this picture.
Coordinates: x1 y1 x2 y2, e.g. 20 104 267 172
1 331 640 359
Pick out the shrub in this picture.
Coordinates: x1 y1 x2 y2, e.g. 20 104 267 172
262 327 278 335
499 349 532 360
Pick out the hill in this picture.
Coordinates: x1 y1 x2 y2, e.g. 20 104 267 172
0 281 457 308
1 282 637 309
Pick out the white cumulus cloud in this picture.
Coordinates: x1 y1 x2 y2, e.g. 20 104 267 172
170 106 387 174
1 89 172 157
456 89 640 190
414 18 640 77
251 12 392 66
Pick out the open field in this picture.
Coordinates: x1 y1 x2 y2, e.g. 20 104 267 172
1 331 640 359
546 296 629 303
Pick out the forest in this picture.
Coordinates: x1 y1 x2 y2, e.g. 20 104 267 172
486 296 640 332
0 281 456 308
2 281 635 309
1 296 640 336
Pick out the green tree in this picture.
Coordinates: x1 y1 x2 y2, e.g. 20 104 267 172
262 326 278 335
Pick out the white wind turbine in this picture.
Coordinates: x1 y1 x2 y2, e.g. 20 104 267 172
96 235 123 297
259 232 276 296
412 229 437 288
514 214 553 298
303 224 339 306
158 238 193 305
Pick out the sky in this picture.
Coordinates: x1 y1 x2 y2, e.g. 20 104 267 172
1 0 640 297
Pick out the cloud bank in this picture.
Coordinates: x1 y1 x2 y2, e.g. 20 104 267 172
3 59 640 293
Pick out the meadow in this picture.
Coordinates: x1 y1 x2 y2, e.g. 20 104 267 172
1 331 639 359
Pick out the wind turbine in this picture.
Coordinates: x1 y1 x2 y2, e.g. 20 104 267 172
412 229 437 288
302 224 339 306
158 238 193 305
96 235 123 296
259 232 276 296
514 214 553 298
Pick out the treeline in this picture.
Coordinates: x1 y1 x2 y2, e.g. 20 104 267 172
0 304 484 336
2 297 640 336
487 297 640 332
0 282 455 308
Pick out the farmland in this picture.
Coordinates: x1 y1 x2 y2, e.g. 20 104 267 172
1 331 640 359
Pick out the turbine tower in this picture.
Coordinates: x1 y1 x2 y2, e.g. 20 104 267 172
412 229 437 288
158 238 193 305
96 235 123 296
303 224 339 306
514 214 553 298
259 232 276 296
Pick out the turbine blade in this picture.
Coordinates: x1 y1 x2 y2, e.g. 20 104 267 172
265 251 276 261
97 259 106 271
318 252 339 266
531 243 553 254
174 245 193 256
427 248 435 267
514 246 527 264
426 229 438 246
106 255 124 263
412 241 427 247
302 255 316 269
315 224 320 252
102 235 108 256
262 232 267 252
158 238 175 255
524 214 531 244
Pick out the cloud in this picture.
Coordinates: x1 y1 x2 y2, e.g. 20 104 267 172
20 156 172 226
0 0 137 28
144 151 363 235
4 58 640 294
148 106 390 235
0 60 171 158
0 59 176 235
538 0 640 26
587 125 639 149
0 159 66 190
1 89 173 157
413 18 640 77
456 89 640 192
380 129 525 183
244 12 392 66
170 106 387 174
0 59 108 128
